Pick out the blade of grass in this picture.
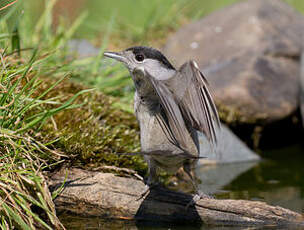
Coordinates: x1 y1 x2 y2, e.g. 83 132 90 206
17 88 94 133
15 195 52 230
15 73 68 119
2 203 32 230
33 0 57 44
54 11 88 48
92 13 116 75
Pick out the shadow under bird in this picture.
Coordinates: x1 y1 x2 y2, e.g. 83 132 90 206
104 46 220 203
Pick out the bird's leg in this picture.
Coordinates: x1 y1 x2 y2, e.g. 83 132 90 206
137 158 159 201
183 162 213 209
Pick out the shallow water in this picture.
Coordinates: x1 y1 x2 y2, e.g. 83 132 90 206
214 146 304 214
60 144 304 230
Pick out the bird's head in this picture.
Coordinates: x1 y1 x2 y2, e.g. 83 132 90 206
104 46 176 80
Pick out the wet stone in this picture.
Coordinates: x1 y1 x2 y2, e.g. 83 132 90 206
164 0 304 124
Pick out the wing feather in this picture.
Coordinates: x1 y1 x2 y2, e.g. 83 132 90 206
147 76 190 152
144 60 220 154
172 61 220 144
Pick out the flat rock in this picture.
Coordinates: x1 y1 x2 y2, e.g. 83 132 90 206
49 168 304 227
164 0 304 124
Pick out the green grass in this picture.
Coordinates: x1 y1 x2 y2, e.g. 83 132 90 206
23 0 242 47
0 1 143 229
0 49 82 229
0 3 94 225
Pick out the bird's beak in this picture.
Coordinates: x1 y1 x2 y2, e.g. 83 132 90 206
103 51 127 63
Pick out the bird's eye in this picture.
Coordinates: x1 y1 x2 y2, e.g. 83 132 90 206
135 54 144 62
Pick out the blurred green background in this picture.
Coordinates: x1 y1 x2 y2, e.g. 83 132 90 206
2 0 303 112
5 0 304 48
19 0 241 48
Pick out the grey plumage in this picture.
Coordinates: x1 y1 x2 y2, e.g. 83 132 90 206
104 46 220 193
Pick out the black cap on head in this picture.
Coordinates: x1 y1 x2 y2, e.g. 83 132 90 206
126 46 175 70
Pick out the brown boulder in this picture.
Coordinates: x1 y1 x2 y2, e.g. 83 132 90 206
164 0 304 124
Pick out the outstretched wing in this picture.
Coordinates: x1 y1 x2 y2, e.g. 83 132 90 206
172 61 220 144
146 74 191 152
146 60 220 148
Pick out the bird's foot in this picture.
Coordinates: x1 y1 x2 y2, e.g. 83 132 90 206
186 191 213 210
136 183 159 201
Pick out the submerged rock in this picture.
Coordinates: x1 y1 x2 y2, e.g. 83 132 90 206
197 161 258 195
198 124 260 164
164 0 304 124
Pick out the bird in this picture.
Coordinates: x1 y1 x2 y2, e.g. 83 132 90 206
104 46 220 203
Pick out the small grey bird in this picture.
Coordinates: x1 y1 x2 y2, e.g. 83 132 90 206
104 46 220 201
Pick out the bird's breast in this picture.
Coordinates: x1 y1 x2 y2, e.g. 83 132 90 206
134 93 166 150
